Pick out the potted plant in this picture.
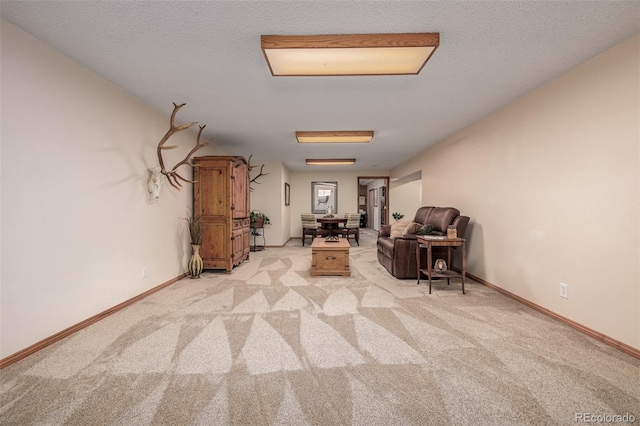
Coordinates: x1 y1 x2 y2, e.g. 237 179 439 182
185 209 203 278
415 224 433 235
250 210 271 228
392 212 405 222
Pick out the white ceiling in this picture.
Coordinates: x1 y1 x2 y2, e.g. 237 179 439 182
2 1 639 171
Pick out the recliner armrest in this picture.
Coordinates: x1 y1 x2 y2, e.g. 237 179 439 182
451 216 470 239
379 225 391 238
393 234 418 241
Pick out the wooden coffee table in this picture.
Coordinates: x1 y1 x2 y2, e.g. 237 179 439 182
416 236 466 294
310 238 350 276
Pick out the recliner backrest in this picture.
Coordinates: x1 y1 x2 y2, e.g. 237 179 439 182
413 207 435 225
427 207 460 234
413 206 461 234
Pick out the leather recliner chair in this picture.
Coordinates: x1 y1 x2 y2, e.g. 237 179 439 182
376 206 470 279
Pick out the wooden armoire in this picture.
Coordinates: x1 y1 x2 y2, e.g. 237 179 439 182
193 156 250 272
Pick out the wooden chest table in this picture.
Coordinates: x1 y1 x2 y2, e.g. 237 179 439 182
310 238 350 276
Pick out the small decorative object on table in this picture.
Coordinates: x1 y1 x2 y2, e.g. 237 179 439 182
447 225 457 239
416 224 433 235
325 205 334 217
325 235 340 242
434 259 448 273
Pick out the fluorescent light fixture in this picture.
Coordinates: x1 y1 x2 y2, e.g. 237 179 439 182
306 159 356 166
261 33 439 76
296 131 374 143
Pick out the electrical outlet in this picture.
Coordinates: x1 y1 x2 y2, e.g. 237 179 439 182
560 283 568 299
142 266 148 278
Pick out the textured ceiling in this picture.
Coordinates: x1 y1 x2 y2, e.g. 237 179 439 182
2 1 639 171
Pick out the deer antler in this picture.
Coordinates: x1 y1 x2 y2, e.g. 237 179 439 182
157 102 212 189
248 155 269 191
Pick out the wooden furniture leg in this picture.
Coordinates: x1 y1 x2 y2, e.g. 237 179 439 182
462 241 466 294
446 246 451 286
416 242 421 285
427 243 433 294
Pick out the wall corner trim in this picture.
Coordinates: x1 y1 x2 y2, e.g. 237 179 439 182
0 273 188 369
458 269 640 360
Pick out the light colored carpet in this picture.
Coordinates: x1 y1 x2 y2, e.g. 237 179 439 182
1 229 638 425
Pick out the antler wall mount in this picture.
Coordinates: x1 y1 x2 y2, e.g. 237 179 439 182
248 155 269 191
151 102 212 195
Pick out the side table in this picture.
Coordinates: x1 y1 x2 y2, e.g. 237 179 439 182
250 226 265 252
416 236 466 294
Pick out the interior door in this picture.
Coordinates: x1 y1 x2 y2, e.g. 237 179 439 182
368 188 377 231
359 176 390 231
379 186 386 226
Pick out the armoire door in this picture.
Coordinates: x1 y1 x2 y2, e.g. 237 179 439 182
198 166 229 219
231 160 248 219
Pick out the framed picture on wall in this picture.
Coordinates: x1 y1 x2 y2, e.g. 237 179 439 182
373 188 378 207
359 196 365 205
284 182 290 206
311 181 338 214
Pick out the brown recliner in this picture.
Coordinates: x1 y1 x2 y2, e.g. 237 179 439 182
376 206 470 279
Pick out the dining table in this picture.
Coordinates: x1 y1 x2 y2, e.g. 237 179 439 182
318 217 347 236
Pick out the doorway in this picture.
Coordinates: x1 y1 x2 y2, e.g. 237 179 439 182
357 176 389 231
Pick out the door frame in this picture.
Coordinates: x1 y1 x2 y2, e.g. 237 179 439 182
357 176 389 230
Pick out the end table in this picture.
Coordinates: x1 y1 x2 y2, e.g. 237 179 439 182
416 235 467 294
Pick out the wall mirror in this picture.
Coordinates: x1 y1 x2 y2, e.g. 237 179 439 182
311 181 338 214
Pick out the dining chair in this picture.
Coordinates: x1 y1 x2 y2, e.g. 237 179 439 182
301 213 328 246
337 212 350 228
338 213 360 245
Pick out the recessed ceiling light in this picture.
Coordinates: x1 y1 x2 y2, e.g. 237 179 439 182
296 131 374 143
261 33 439 76
306 159 356 166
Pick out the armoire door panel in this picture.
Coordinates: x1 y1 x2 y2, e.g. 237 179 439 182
199 167 229 218
232 162 248 219
201 222 227 262
232 228 244 263
242 226 250 256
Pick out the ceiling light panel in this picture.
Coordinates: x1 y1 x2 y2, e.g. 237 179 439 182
306 159 356 166
262 33 439 76
296 131 374 143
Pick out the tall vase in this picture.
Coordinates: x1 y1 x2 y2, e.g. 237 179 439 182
188 244 203 279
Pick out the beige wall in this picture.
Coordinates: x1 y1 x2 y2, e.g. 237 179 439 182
389 174 422 222
392 35 640 349
0 21 230 358
248 160 288 246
